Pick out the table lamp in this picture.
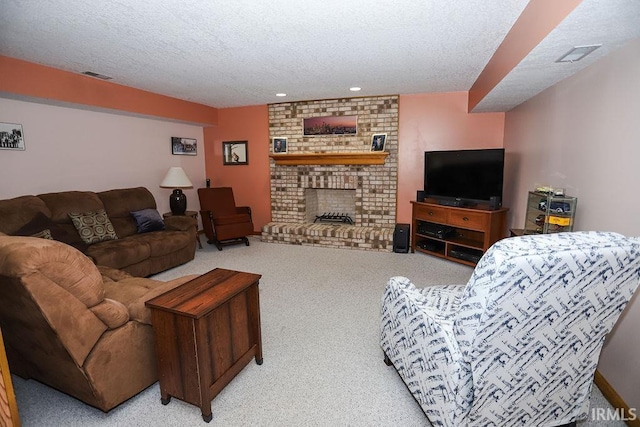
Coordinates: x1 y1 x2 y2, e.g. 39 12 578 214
160 167 193 215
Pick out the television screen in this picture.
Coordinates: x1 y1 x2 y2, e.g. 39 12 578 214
424 148 504 205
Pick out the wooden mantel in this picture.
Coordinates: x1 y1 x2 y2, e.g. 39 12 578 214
270 152 388 166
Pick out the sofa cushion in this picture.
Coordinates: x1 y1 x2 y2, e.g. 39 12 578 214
130 208 165 233
13 212 89 252
39 191 105 223
86 238 151 270
98 187 157 239
214 213 252 226
103 275 197 325
0 195 52 235
69 209 119 244
128 230 193 257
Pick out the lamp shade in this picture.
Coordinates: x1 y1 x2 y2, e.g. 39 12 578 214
160 167 193 188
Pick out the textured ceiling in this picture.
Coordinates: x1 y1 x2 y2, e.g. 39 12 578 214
1 0 638 111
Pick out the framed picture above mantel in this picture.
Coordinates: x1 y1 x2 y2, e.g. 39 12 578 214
303 115 357 136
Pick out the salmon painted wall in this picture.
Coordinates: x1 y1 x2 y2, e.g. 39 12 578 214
397 92 505 224
0 55 218 126
203 105 271 232
503 38 640 409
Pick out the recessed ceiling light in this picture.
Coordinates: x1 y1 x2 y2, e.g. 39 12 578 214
276 93 287 97
349 87 362 92
555 45 602 63
81 71 113 80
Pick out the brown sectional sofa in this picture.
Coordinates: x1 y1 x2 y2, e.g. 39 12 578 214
0 234 198 411
0 187 196 277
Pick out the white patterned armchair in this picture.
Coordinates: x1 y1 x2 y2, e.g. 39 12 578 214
380 231 640 427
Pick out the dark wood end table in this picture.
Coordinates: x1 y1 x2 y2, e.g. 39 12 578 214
145 268 263 422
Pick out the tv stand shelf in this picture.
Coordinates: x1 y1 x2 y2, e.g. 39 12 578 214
411 200 508 266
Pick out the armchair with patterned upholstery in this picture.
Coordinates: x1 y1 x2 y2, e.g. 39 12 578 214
380 231 640 427
197 187 254 250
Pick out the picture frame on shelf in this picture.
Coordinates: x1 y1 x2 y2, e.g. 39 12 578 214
171 137 197 155
370 133 386 152
222 141 248 165
272 137 287 153
0 123 25 151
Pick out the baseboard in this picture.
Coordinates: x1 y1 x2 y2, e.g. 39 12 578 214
594 369 640 426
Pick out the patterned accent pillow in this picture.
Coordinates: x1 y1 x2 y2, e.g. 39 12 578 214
68 209 118 244
130 208 165 233
31 229 53 240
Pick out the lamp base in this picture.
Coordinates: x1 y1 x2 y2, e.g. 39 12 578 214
169 189 187 215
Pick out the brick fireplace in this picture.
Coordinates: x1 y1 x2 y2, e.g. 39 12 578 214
261 95 399 251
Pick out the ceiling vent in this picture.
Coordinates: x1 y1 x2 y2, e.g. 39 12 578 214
81 71 113 80
555 45 602 63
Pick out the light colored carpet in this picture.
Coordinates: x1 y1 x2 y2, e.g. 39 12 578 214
13 237 624 426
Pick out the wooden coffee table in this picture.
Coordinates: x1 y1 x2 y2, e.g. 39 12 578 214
145 268 262 422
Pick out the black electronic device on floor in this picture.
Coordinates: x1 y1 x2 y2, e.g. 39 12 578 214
393 223 410 253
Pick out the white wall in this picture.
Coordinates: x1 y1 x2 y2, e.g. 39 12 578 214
0 98 205 216
504 38 640 408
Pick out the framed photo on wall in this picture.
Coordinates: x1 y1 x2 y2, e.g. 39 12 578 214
222 141 248 165
370 133 386 152
0 122 25 151
272 137 287 153
171 137 197 155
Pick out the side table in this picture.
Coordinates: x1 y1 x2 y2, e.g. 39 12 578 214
163 210 203 249
145 268 263 423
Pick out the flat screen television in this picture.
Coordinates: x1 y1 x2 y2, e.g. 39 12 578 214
424 148 504 207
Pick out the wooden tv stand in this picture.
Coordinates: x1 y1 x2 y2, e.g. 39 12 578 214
411 200 508 266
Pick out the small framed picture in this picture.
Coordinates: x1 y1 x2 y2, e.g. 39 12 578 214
171 137 197 155
273 137 287 153
223 141 248 165
370 133 387 152
0 123 25 151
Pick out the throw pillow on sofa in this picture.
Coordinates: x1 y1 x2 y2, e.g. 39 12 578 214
69 209 118 244
31 229 53 240
130 208 165 233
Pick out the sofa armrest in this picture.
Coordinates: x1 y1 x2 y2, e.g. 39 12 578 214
164 215 196 232
380 276 470 423
97 265 134 283
90 298 129 329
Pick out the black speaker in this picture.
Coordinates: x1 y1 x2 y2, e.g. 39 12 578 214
417 190 426 202
393 223 410 253
489 196 502 210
